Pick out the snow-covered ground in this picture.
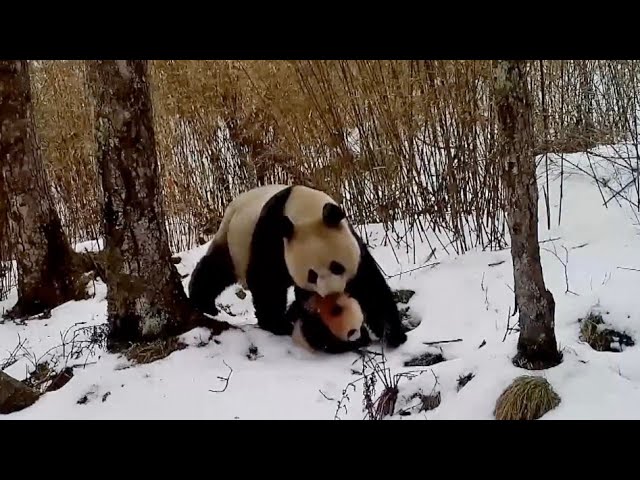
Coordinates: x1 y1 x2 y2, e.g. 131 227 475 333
2 149 640 419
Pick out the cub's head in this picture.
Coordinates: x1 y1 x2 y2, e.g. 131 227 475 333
308 292 364 342
281 202 360 297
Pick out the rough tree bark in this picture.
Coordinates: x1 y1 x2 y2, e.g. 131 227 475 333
0 60 88 319
494 60 562 370
85 60 231 349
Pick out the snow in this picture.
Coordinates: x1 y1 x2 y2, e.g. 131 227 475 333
3 148 640 419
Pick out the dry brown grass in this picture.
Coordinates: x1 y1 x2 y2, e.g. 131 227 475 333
30 60 100 245
123 337 187 365
1 60 639 297
494 375 561 420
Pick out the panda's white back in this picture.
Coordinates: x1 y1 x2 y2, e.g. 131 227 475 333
221 184 290 283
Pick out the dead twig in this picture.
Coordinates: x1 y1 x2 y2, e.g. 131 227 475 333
386 262 440 279
1 333 28 371
542 244 579 296
319 389 335 402
336 349 428 420
397 370 441 416
209 360 233 393
481 272 490 311
2 321 108 396
496 237 561 253
503 305 519 342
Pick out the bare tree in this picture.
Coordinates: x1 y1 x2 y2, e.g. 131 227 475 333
0 60 88 319
494 60 562 370
85 60 231 349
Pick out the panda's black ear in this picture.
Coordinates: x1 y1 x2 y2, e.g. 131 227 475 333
322 203 345 228
279 215 295 240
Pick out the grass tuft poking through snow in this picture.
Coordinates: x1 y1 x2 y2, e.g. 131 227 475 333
494 375 561 420
578 311 635 353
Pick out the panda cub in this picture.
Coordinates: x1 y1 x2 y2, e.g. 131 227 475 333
188 184 407 348
286 292 371 354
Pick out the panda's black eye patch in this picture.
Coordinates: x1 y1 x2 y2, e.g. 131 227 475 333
329 261 345 275
307 270 318 284
330 305 343 316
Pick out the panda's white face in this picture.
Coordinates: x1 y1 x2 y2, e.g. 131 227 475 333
284 221 360 297
306 261 349 297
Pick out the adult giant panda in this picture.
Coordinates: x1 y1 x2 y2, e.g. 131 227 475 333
188 184 407 347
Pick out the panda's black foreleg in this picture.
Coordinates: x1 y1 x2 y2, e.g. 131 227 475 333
348 246 407 348
188 242 236 317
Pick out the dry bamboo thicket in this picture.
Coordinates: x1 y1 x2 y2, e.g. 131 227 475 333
1 60 639 300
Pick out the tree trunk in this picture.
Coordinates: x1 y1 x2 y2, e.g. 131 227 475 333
85 60 230 349
0 172 10 291
0 60 88 319
494 60 562 370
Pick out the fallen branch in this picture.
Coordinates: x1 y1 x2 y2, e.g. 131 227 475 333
617 266 640 273
572 242 589 250
422 338 463 346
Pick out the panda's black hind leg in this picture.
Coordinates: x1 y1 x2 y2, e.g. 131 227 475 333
188 242 236 317
249 282 293 336
347 238 407 348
